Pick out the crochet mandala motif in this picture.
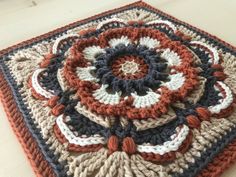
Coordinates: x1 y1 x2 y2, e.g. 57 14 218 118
0 2 236 177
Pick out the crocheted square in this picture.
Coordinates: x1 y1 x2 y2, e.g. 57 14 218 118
0 2 236 177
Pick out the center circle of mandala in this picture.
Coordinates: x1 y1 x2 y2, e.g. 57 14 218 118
120 60 139 75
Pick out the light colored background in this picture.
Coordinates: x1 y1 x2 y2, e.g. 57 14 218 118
0 0 235 177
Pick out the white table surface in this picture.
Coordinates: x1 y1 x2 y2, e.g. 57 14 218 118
0 0 235 177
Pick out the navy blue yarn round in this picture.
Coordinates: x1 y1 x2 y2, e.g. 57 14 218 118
94 44 168 94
